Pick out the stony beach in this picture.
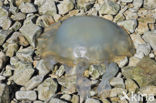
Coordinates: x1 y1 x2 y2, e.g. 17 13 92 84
0 0 156 103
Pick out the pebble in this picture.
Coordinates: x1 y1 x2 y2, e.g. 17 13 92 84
36 15 55 27
11 12 26 21
89 65 100 80
110 88 127 97
6 43 19 57
77 0 96 11
57 75 77 94
85 98 100 103
132 0 143 11
24 75 44 90
117 19 137 33
0 17 12 30
0 51 8 70
56 65 65 77
99 0 120 15
2 65 13 77
33 101 43 103
16 91 37 101
123 57 156 87
0 30 12 46
60 94 72 101
48 98 68 103
9 21 22 31
19 2 37 13
36 59 56 76
139 86 156 95
18 34 29 46
37 77 58 100
16 46 34 62
71 95 79 103
142 30 156 52
110 77 125 88
125 78 139 92
144 0 156 10
57 0 74 15
0 83 10 103
20 16 42 47
38 0 57 16
118 57 128 68
34 0 44 6
121 0 133 3
9 61 34 86
134 43 151 58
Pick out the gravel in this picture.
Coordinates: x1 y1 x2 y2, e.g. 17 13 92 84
0 0 156 103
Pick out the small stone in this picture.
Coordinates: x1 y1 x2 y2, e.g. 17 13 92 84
132 0 143 11
100 98 110 103
19 3 37 13
99 0 120 15
57 0 74 15
123 57 156 87
0 76 6 81
20 16 42 47
9 61 34 86
121 0 133 3
125 78 139 92
118 57 128 68
0 83 10 103
37 77 58 100
124 9 138 20
142 30 156 52
11 12 26 21
33 101 43 103
0 51 8 70
144 0 156 10
9 21 21 31
136 14 155 34
85 98 100 103
71 95 79 103
49 98 68 103
2 65 13 77
15 0 31 6
102 15 113 21
149 53 155 58
130 33 146 48
16 46 34 62
36 59 56 76
56 65 65 77
89 65 100 80
117 19 137 33
15 91 37 101
18 35 29 46
77 0 96 11
24 75 44 90
6 43 19 57
110 88 127 97
0 17 12 30
134 43 151 58
139 86 156 95
57 75 77 94
110 77 125 88
36 15 55 27
60 94 71 101
34 0 44 6
0 30 12 46
39 0 57 16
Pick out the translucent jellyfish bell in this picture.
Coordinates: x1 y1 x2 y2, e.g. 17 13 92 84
37 16 135 66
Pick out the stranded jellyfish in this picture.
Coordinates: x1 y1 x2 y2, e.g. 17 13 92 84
37 16 135 100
